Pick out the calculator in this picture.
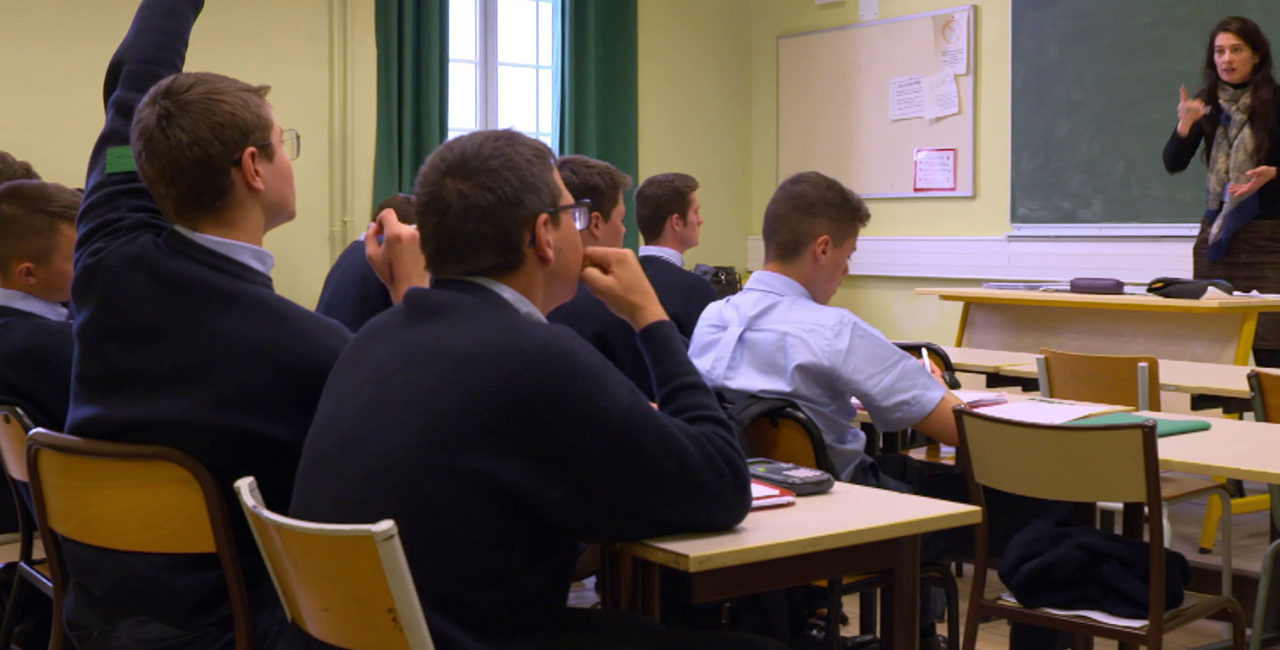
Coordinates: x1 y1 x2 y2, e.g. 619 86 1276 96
747 458 835 496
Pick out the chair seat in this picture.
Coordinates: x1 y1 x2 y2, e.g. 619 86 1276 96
984 590 1242 638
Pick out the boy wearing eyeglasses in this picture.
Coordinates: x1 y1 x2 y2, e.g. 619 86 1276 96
62 0 353 647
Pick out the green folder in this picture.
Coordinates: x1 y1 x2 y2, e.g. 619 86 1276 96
1067 412 1211 437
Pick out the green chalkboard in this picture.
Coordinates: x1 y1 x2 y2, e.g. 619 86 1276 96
1012 0 1280 224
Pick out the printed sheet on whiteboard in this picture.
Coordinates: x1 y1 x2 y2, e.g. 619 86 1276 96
913 148 956 192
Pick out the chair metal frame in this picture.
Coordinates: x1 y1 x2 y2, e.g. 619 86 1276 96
0 406 51 648
1245 369 1280 650
955 406 1245 650
235 476 435 650
26 428 252 650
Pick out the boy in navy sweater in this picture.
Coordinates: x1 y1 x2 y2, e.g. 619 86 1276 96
291 130 780 650
65 1 351 647
315 192 418 332
0 179 78 431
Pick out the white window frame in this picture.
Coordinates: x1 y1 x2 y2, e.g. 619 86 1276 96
448 0 555 145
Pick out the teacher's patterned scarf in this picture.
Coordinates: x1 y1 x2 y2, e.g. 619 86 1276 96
1205 82 1261 261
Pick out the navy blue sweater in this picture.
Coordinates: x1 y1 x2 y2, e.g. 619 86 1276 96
315 238 392 332
65 0 350 646
291 279 750 650
0 306 72 431
547 255 717 400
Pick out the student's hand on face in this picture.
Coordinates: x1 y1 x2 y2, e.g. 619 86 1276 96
580 246 669 331
1176 85 1208 137
1228 165 1278 198
365 208 430 304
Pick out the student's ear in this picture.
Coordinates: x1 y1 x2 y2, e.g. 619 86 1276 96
233 147 267 192
587 211 605 237
532 212 555 264
666 212 684 235
813 234 833 260
12 261 38 287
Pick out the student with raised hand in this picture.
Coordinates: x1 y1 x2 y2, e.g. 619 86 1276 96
1165 16 1280 366
315 192 420 332
0 180 78 431
291 129 781 650
66 0 352 647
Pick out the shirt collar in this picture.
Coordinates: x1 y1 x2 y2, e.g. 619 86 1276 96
638 245 684 268
172 225 276 276
742 270 815 301
0 288 69 321
458 276 547 323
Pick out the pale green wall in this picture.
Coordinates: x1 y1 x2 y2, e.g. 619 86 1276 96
1 0 377 307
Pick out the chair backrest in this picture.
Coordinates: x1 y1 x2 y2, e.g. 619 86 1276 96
235 476 434 650
895 341 962 389
1249 369 1280 423
954 406 1170 632
737 400 837 474
26 429 252 649
0 405 33 483
1038 347 1161 411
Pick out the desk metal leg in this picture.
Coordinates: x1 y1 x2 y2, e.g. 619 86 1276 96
882 535 922 650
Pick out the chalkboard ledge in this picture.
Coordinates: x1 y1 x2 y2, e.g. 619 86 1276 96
1009 223 1199 239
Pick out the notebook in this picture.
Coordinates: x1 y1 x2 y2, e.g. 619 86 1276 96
1067 412 1211 437
750 479 796 509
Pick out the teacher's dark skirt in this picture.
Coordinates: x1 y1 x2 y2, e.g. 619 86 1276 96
1194 217 1280 358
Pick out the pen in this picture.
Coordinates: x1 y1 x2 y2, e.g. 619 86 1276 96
920 347 930 371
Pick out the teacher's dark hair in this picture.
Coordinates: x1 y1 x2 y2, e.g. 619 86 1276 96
1197 16 1276 165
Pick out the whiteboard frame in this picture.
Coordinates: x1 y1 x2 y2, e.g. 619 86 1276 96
777 5 976 199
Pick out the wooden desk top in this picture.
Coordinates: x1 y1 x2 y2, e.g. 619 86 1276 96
942 346 1035 373
1150 411 1280 484
945 347 1255 400
619 482 980 573
916 287 1280 313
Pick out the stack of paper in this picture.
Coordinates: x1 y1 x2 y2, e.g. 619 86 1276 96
951 389 1007 408
973 398 1128 425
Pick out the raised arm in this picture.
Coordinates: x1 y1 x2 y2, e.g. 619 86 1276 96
76 0 205 267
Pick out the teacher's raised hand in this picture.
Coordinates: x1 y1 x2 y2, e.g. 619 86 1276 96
1176 84 1209 137
1228 165 1279 198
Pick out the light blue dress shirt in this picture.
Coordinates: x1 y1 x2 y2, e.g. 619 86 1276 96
173 225 276 276
0 288 68 321
460 276 547 323
637 245 684 268
688 270 945 480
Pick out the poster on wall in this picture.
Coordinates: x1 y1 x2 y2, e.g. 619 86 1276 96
913 148 957 192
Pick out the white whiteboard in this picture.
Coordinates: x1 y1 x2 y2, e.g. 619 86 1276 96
778 6 975 198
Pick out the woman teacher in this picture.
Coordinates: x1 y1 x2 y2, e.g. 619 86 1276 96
1164 16 1280 366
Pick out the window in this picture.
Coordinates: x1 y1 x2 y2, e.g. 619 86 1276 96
448 0 556 148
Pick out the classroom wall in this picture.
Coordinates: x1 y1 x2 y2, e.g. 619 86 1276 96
636 0 753 271
0 0 377 308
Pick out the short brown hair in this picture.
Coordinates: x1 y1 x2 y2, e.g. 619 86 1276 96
763 171 870 264
0 180 80 270
131 72 275 226
555 155 632 221
373 193 417 225
415 130 561 277
0 152 40 184
635 172 698 244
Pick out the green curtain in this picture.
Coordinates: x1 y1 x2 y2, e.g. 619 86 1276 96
557 0 639 250
373 0 448 209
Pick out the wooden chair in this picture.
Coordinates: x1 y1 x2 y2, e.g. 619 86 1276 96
1245 369 1280 650
25 429 252 650
954 406 1246 650
1037 347 1235 591
0 406 51 648
235 476 434 650
739 398 959 648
